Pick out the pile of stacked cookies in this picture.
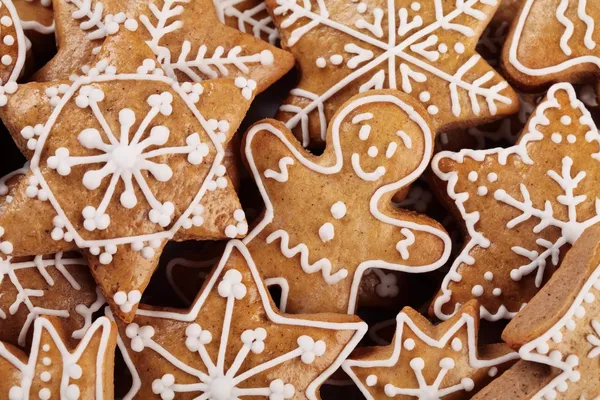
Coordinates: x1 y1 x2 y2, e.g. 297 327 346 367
0 0 599 398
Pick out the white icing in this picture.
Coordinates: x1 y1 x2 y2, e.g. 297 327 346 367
330 201 347 219
213 0 279 44
319 222 335 242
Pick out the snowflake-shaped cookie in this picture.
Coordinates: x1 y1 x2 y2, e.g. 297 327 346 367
343 301 518 399
266 0 519 147
243 90 451 315
116 240 367 399
431 83 600 322
0 31 250 322
36 0 293 94
0 316 116 399
503 0 600 90
498 224 600 399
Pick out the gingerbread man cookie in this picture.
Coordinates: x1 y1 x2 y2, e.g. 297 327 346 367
0 316 117 399
431 83 600 322
0 31 250 322
35 0 294 93
243 89 451 315
265 0 519 148
494 223 600 399
502 0 600 90
343 301 518 399
116 240 367 399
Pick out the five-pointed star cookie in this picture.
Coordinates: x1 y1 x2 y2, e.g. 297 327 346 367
502 0 600 90
115 240 367 400
213 0 279 44
0 165 105 349
265 0 520 148
243 90 451 315
431 83 600 322
342 301 518 400
0 31 251 322
497 223 600 399
0 316 117 399
35 0 294 93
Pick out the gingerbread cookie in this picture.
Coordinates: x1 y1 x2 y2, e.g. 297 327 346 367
35 0 293 93
431 82 600 322
265 0 519 148
0 0 25 94
213 0 279 44
116 240 367 399
13 0 56 66
343 301 517 399
0 316 116 399
0 31 251 322
502 0 600 90
493 223 600 399
243 90 450 315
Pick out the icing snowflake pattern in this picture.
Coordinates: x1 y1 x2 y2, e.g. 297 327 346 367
213 0 279 44
117 240 367 399
432 83 600 321
269 0 517 146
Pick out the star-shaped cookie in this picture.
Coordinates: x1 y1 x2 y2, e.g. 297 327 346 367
0 31 251 322
343 300 518 399
502 0 600 90
0 0 25 90
265 0 520 148
243 89 451 315
35 0 293 93
115 240 367 399
0 316 116 399
431 82 600 322
498 223 600 399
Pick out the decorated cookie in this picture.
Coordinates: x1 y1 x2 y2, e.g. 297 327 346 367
0 31 251 322
487 223 600 399
243 90 451 315
0 316 117 399
35 0 294 93
265 0 519 148
0 0 25 91
213 0 279 44
343 301 518 399
14 0 55 65
431 83 600 322
116 240 367 399
502 0 600 90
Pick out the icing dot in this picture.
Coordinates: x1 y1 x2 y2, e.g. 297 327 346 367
42 357 51 366
451 337 462 351
551 331 563 343
1 55 12 65
551 133 562 143
477 186 488 196
316 57 326 68
368 146 378 157
567 134 576 143
575 306 586 318
566 319 576 330
419 91 430 102
411 2 420 11
330 201 347 219
438 43 448 53
0 16 12 27
40 372 51 382
536 341 549 354
39 388 51 400
487 173 498 182
330 54 343 65
484 272 493 281
427 105 438 115
454 42 465 54
468 171 478 182
357 2 367 13
492 288 502 296
403 338 415 350
319 222 335 242
42 344 50 352
3 35 13 46
560 115 572 125
366 375 377 386
584 292 595 303
124 18 139 31
471 285 483 297
488 367 498 377
549 350 562 362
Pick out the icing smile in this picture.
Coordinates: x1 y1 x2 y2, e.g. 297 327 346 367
351 153 386 181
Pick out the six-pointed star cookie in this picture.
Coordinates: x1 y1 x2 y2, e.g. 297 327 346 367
265 0 520 148
35 0 294 92
115 240 367 400
0 316 117 399
502 0 600 91
497 223 600 399
343 300 518 400
0 31 251 322
243 90 451 315
431 83 600 322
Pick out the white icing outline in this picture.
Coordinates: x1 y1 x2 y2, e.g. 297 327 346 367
119 240 368 399
432 83 600 321
244 93 451 314
342 309 518 399
213 0 279 44
2 0 26 84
